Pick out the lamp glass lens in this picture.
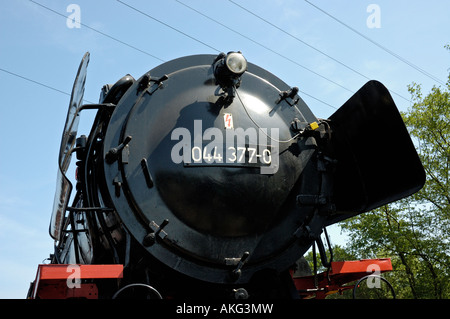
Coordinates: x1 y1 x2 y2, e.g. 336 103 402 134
226 53 247 74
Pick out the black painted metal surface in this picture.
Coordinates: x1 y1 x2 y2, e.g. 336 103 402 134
48 52 425 297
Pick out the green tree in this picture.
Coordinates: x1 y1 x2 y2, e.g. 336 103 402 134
339 52 450 298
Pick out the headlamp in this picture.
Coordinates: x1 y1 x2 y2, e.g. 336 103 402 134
225 52 247 75
213 51 247 87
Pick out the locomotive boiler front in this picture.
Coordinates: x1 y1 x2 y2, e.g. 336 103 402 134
47 51 425 298
102 53 323 284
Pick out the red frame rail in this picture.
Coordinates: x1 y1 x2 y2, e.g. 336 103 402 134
29 264 123 299
29 259 392 299
291 258 393 299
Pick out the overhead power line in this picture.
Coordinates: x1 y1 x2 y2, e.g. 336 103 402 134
0 67 94 104
303 0 446 86
227 0 411 103
0 67 71 97
28 0 166 63
117 0 346 109
25 0 340 110
228 0 369 81
174 0 348 107
116 0 221 53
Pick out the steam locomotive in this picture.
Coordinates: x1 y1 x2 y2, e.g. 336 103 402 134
30 51 424 299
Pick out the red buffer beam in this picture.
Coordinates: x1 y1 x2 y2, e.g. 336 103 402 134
28 264 124 299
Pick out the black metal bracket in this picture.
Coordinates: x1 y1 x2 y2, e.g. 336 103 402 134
296 151 337 216
276 86 299 105
105 135 132 164
315 227 333 269
230 251 250 281
143 219 169 247
137 72 151 94
138 74 169 96
151 74 168 85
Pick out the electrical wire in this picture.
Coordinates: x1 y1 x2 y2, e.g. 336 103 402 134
303 0 446 86
175 0 353 95
118 0 346 109
0 67 96 104
227 0 411 103
28 0 166 63
235 87 301 144
116 0 221 53
19 0 416 109
0 67 71 97
24 0 344 110
228 0 370 81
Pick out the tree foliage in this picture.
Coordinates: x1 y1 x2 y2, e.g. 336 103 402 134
338 52 450 299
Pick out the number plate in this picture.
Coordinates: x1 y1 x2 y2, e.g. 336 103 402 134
183 143 272 168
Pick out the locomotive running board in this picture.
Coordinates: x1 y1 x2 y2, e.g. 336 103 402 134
326 80 425 221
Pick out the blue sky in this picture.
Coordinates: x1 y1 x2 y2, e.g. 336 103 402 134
0 0 448 298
